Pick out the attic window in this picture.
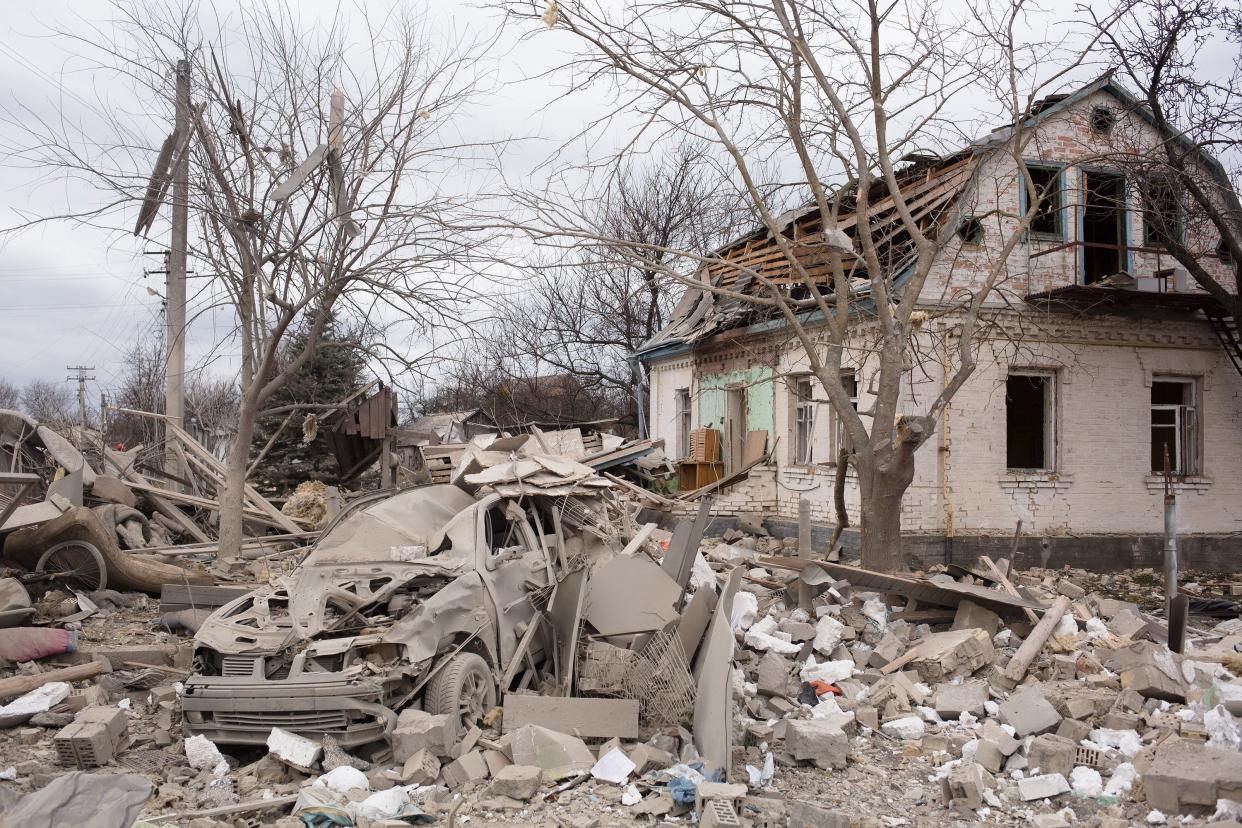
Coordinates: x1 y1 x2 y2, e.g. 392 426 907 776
958 217 984 245
1090 107 1116 135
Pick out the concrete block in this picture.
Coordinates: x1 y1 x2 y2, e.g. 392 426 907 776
487 764 542 800
502 695 639 739
786 799 852 828
910 629 995 683
1027 733 1076 777
981 719 1020 756
952 600 1001 637
1107 608 1148 640
975 739 1004 773
933 681 987 719
1121 664 1186 703
627 743 675 775
392 709 454 761
1055 718 1091 743
757 651 789 697
1017 773 1070 801
397 749 440 785
869 633 904 669
944 761 991 810
785 718 850 769
998 690 1062 737
442 749 490 788
508 724 596 781
1144 739 1242 814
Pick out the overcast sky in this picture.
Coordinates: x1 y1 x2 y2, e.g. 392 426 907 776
0 0 579 402
0 0 1232 411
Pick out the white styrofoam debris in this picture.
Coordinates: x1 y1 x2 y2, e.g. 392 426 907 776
730 592 759 631
800 657 856 685
812 615 845 655
621 784 641 805
1085 617 1109 639
185 734 230 778
1088 728 1142 758
591 747 636 784
881 716 924 740
1104 763 1137 797
1213 798 1242 821
1145 810 1167 824
861 598 888 632
744 628 802 655
315 765 370 793
0 681 70 719
1054 614 1078 637
916 706 943 724
1070 766 1103 797
1207 704 1242 751
689 552 717 594
355 786 414 821
267 727 322 770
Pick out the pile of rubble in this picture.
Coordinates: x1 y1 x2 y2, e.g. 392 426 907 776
1 423 1242 827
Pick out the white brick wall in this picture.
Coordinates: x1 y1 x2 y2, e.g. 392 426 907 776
643 88 1242 537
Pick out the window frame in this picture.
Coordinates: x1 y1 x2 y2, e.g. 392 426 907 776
674 387 692 460
1020 162 1068 241
829 369 859 460
1142 176 1184 248
1004 369 1057 473
791 376 815 465
1150 377 1199 476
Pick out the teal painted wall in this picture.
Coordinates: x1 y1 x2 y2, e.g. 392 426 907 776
697 366 774 433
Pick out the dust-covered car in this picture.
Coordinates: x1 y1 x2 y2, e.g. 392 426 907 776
182 482 587 749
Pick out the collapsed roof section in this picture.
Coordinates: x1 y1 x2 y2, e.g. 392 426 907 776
638 150 980 358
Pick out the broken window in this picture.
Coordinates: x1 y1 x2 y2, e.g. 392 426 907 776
958 216 984 245
792 377 815 464
1025 166 1063 238
830 370 859 459
675 388 691 459
1151 379 1198 475
1143 176 1182 247
1006 372 1054 470
1090 106 1116 135
724 387 747 473
1083 170 1126 284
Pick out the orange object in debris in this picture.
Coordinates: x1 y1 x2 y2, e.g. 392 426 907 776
809 679 841 697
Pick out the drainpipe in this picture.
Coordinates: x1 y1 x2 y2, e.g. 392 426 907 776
939 325 954 566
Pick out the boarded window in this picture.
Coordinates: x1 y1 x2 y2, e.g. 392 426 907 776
1026 167 1063 237
675 388 691 459
1006 373 1053 470
1151 379 1197 474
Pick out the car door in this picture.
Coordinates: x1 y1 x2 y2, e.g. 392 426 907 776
476 500 552 670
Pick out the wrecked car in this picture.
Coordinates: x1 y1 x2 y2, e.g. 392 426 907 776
183 483 585 748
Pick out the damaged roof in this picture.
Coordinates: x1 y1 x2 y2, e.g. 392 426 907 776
636 75 1236 361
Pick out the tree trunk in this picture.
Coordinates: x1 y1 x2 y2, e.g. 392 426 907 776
217 394 259 564
856 446 917 572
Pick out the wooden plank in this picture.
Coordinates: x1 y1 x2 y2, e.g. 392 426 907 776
160 584 251 610
105 448 211 544
121 479 301 527
501 695 639 739
769 556 1046 618
0 662 105 702
979 555 1039 625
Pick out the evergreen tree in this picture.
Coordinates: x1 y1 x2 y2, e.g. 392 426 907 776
249 318 368 495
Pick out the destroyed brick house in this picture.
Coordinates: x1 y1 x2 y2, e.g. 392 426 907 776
640 77 1242 570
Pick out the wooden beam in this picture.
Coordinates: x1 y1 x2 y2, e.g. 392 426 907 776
0 662 105 702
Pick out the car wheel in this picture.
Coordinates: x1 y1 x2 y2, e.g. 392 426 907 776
426 652 496 735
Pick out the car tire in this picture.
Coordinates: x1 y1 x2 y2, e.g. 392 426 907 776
426 652 496 735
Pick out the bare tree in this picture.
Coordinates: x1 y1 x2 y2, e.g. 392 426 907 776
496 144 759 431
107 334 167 450
496 0 1108 570
1095 0 1242 316
0 378 18 411
4 3 497 561
21 380 77 428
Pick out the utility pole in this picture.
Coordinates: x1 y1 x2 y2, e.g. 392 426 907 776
66 366 95 440
167 57 190 477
